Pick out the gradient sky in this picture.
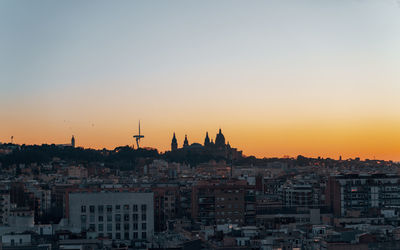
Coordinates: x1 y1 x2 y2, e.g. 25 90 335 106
1 0 400 161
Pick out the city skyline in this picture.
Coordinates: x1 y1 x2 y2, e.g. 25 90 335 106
1 0 400 161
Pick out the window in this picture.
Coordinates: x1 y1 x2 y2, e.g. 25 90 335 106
98 205 104 213
107 224 112 231
123 204 129 210
142 232 147 239
141 214 146 221
141 204 147 211
106 205 112 213
133 223 138 230
133 232 138 239
116 205 121 210
124 214 129 221
98 233 103 238
107 215 112 222
98 215 103 222
133 204 138 212
115 214 121 222
124 223 129 230
116 223 121 231
116 232 121 239
81 205 86 213
124 232 129 240
90 215 95 223
81 215 87 223
132 214 138 221
142 223 146 230
89 205 95 213
98 224 104 231
89 224 95 231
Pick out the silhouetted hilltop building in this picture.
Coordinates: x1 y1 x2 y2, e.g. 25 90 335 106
56 135 76 148
168 129 243 162
204 132 210 146
171 133 178 151
183 135 189 148
215 128 225 148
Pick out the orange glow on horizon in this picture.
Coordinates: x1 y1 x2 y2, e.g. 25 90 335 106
2 116 400 162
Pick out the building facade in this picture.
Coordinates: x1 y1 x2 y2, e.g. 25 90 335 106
326 174 400 216
67 191 154 241
192 179 255 226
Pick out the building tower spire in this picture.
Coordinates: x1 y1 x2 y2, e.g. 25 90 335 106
171 132 178 151
71 135 75 148
183 134 189 147
204 132 210 146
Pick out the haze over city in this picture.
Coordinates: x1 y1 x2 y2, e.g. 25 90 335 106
1 0 400 161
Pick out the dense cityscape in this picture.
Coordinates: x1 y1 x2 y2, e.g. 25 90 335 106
0 130 399 249
2 1 400 249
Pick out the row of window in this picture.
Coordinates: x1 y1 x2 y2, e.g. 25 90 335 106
81 204 147 213
97 232 147 240
83 222 147 232
81 213 147 223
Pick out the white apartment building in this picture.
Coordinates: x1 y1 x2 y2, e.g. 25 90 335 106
67 191 154 241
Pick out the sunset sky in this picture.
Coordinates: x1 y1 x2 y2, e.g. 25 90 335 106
1 0 400 161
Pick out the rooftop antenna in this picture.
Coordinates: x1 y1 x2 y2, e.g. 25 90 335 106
133 120 144 149
11 136 14 144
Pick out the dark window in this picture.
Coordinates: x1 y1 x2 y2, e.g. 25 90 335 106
106 205 112 213
133 205 138 212
81 205 86 213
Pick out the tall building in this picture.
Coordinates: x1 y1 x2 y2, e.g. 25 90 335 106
0 189 10 226
326 174 400 216
71 135 75 148
66 190 154 241
171 133 178 151
192 179 255 226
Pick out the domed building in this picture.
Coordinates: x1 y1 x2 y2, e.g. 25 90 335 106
168 128 243 161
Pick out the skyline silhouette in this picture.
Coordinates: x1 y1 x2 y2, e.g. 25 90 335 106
1 1 400 161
